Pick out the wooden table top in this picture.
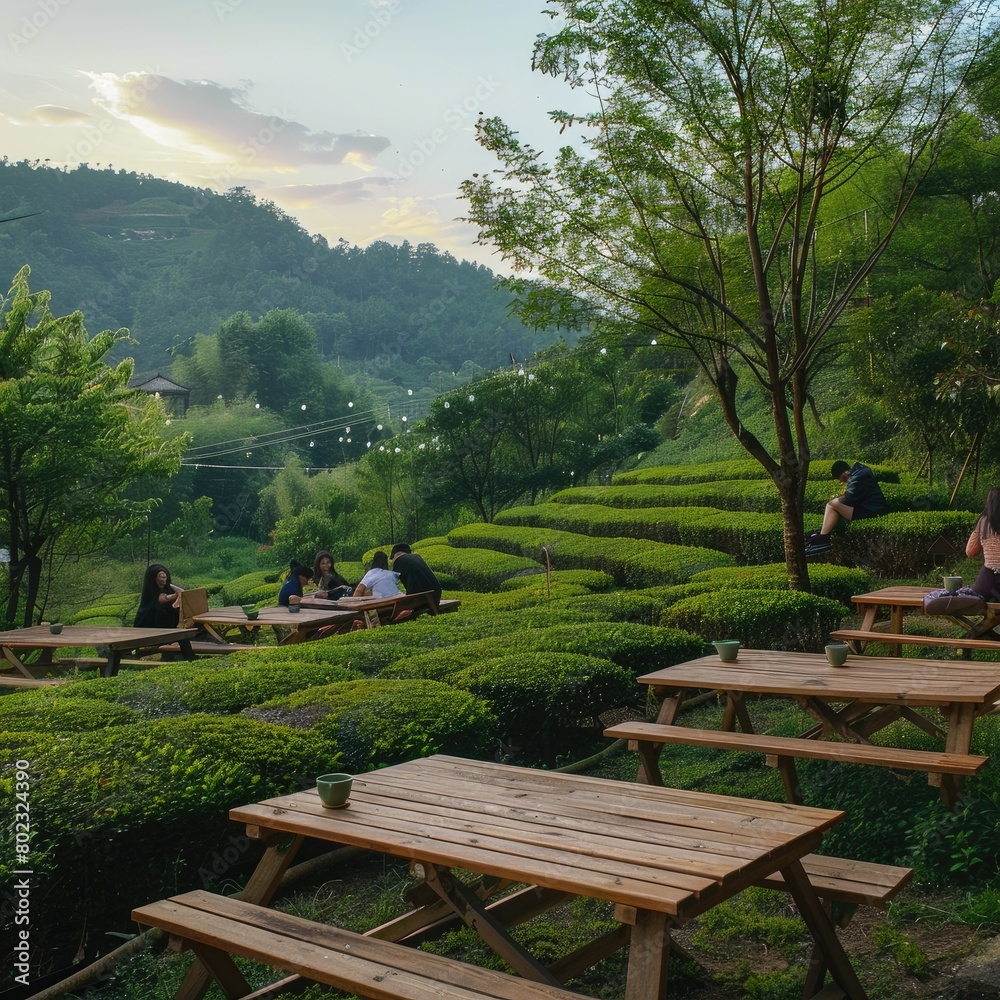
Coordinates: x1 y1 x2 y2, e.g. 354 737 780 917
231 754 844 918
193 605 357 628
0 625 199 649
853 585 1000 609
637 649 1000 705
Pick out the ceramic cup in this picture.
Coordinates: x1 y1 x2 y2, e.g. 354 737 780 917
943 576 962 592
49 623 64 635
712 640 740 662
241 604 256 616
825 643 850 667
317 773 353 808
288 604 301 613
245 610 259 621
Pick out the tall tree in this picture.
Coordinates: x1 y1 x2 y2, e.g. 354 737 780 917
0 266 183 625
463 0 997 588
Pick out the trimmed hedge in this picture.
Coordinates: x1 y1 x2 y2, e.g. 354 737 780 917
549 481 956 514
384 622 706 683
449 653 634 750
691 563 875 609
614 460 900 486
660 589 847 652
218 570 283 605
0 693 139 731
846 511 978 576
249 679 497 771
229 639 417 678
498 569 616 593
412 543 543 591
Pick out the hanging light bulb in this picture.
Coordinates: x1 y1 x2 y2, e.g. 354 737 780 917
600 347 607 355
348 401 354 408
468 394 475 402
301 404 307 410
444 402 450 409
401 415 407 422
309 440 315 447
407 389 413 396
339 436 344 443
254 403 260 409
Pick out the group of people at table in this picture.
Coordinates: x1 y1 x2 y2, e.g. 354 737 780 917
133 544 442 654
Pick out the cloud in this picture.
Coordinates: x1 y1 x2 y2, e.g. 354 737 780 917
81 71 390 172
1 104 91 126
276 177 398 206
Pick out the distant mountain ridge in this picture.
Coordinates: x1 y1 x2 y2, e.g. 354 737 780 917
0 160 555 375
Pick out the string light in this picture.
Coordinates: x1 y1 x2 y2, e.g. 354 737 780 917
301 404 307 410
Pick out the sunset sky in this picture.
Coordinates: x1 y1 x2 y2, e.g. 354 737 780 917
1 0 579 270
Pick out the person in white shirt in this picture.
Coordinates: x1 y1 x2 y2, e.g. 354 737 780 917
352 551 401 598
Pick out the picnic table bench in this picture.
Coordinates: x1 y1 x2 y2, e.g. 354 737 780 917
844 585 1000 657
605 721 988 804
630 649 997 806
134 889 589 1000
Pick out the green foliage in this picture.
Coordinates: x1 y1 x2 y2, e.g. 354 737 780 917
614 460 901 487
0 693 139 731
219 570 284 605
231 637 414 678
413 542 542 590
692 888 806 953
660 590 847 651
498 568 616 592
954 887 1000 932
691 563 875 608
450 653 634 747
256 679 497 770
179 660 363 714
869 925 930 977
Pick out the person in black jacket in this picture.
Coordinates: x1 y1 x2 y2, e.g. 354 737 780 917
389 543 441 607
134 563 196 660
806 461 887 553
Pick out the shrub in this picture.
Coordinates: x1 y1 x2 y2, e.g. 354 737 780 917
691 563 875 609
230 639 415 678
498 569 616 593
180 662 362 714
848 511 977 576
219 570 283 605
255 679 497 770
449 653 634 753
613 459 900 486
413 543 542 590
67 598 136 626
659 590 847 651
0 693 139 731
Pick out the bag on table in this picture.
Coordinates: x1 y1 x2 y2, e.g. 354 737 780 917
922 588 987 615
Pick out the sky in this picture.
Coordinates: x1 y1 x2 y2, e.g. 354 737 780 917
0 0 581 271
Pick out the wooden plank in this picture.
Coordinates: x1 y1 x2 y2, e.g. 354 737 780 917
756 854 912 906
134 890 591 1000
831 629 1000 651
0 674 69 688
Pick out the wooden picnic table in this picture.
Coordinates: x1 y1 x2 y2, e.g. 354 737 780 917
141 754 871 999
842 585 1000 656
300 591 460 628
0 624 199 680
635 649 1000 805
191 605 358 645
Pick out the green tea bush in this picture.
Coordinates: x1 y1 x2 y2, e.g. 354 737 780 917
691 563 875 609
449 521 577 555
415 543 542 590
498 569 616 592
660 590 847 651
179 662 362 714
847 511 977 576
255 679 497 770
614 460 900 486
68 597 136 626
230 638 415 678
219 570 284 606
449 653 634 752
0 692 139 731
0 716 328 955
385 622 705 683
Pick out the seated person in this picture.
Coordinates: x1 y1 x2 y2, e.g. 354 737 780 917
389 543 442 607
806 460 887 552
278 563 312 606
134 563 195 661
310 549 353 600
352 551 402 599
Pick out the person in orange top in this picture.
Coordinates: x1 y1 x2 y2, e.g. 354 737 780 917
966 488 1000 600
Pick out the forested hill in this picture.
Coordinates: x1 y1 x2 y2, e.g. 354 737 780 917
0 160 555 374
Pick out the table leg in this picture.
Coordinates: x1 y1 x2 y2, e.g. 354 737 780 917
722 691 754 733
1 647 35 679
652 686 686 725
103 650 122 678
422 864 563 987
940 704 976 808
624 907 671 1000
173 833 305 1000
779 859 867 999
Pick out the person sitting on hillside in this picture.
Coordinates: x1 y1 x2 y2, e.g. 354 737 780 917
806 460 887 554
352 551 402 599
278 563 313 606
389 543 442 607
134 563 196 660
311 549 353 600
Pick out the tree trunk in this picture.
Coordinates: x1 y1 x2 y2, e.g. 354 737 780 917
776 466 810 592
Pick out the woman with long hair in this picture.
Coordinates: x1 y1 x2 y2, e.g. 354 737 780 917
966 488 1000 600
311 550 352 599
134 563 195 660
